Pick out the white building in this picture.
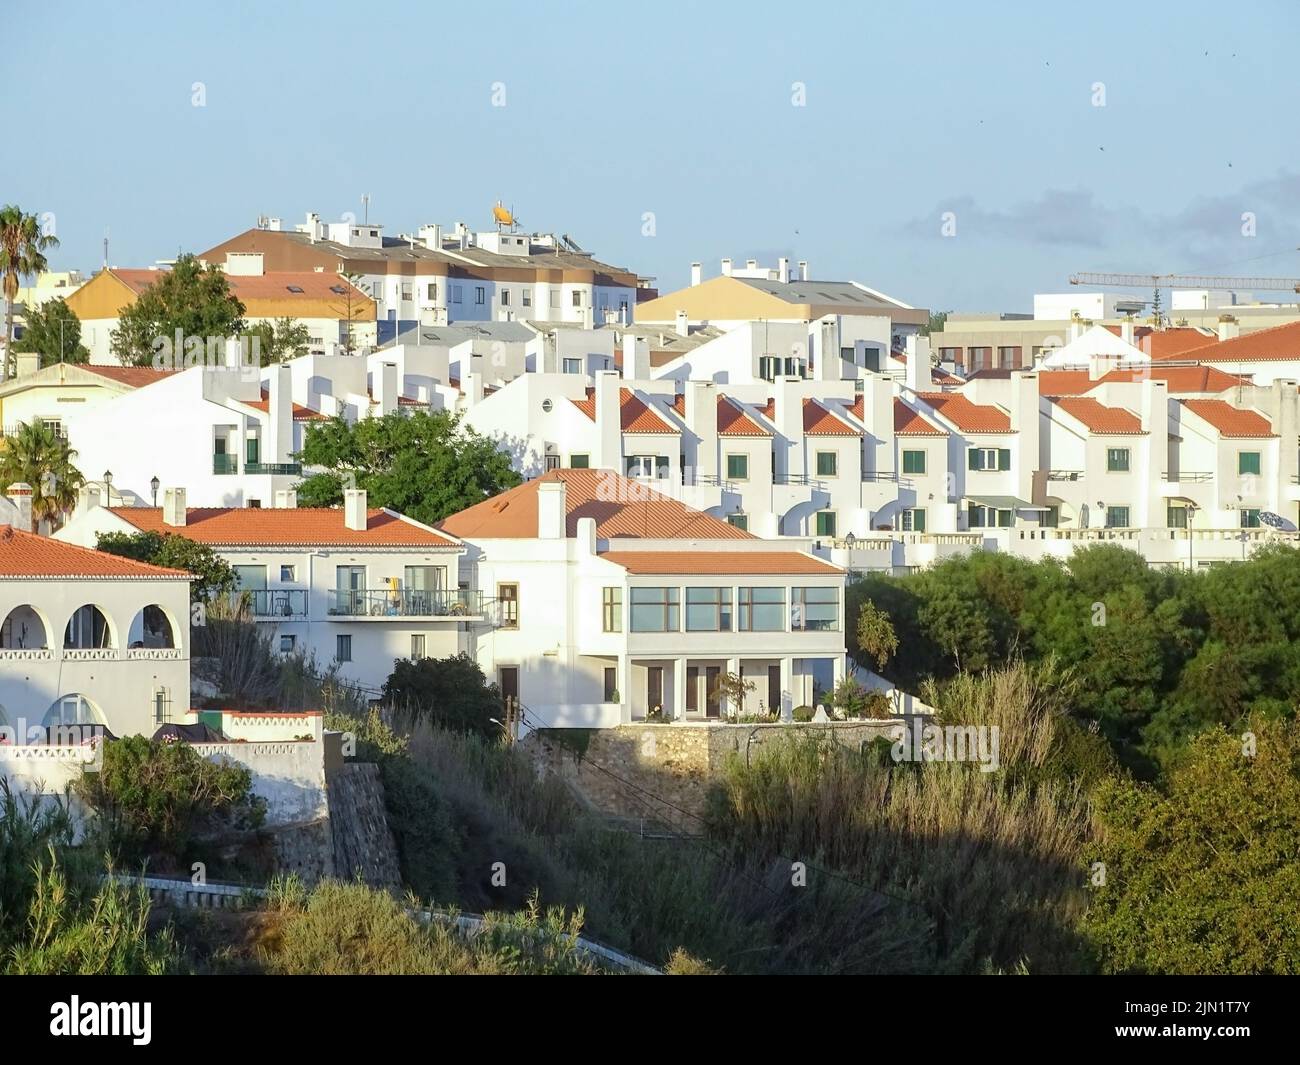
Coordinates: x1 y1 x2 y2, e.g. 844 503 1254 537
56 488 471 692
438 469 848 729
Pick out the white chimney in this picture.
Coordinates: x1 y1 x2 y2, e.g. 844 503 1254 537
720 258 732 277
690 262 702 287
420 223 442 251
798 260 809 281
163 487 186 527
778 257 790 284
463 370 484 407
675 310 690 338
575 515 596 555
76 484 101 517
274 488 298 509
745 259 758 271
622 333 649 380
1120 318 1135 346
904 335 932 392
268 364 292 463
15 351 38 378
5 483 33 533
536 479 566 540
373 361 398 415
344 488 367 531
595 370 622 469
685 381 717 480
1218 315 1240 342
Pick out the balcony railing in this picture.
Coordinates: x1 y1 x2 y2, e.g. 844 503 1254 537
213 454 238 475
1161 472 1214 483
862 471 916 489
1046 470 1084 481
328 588 483 618
235 589 308 618
690 473 736 490
245 462 302 476
774 473 826 488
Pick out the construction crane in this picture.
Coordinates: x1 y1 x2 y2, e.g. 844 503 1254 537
1070 271 1300 323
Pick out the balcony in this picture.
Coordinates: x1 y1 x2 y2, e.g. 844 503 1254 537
236 589 308 619
1046 470 1084 482
328 588 484 618
774 473 826 488
862 471 916 490
213 454 238 475
1162 472 1214 483
245 462 302 476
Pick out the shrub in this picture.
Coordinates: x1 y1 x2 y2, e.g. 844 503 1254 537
76 736 266 867
382 653 502 736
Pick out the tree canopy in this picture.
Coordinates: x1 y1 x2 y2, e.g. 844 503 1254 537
95 529 236 604
295 409 521 525
0 421 84 529
110 254 246 366
13 296 89 366
244 317 310 363
382 653 502 737
1 204 59 378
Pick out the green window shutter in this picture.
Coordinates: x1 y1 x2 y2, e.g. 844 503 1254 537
912 509 926 532
1238 452 1261 476
816 512 836 537
727 454 748 479
968 449 980 471
997 449 1011 471
570 454 590 469
817 452 837 476
903 450 925 474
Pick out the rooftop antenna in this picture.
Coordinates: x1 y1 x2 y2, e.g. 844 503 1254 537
102 229 109 270
361 193 370 224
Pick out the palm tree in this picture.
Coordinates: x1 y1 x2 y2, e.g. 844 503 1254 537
0 421 85 530
1 205 60 379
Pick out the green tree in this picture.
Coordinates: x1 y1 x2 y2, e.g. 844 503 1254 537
244 316 309 363
1085 715 1300 974
296 410 521 524
12 296 88 366
95 529 236 603
0 421 84 529
110 254 246 367
0 205 59 379
853 597 899 672
922 310 949 338
382 653 503 736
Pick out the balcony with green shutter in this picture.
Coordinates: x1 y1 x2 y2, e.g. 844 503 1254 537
212 454 238 475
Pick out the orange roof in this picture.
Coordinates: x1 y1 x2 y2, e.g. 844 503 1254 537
244 390 328 420
108 507 460 547
1037 370 1103 397
1175 320 1300 362
109 268 367 304
571 388 678 434
1099 366 1248 394
0 526 191 579
892 397 948 436
438 469 754 541
670 394 772 436
1051 397 1146 435
600 550 842 575
1180 399 1276 438
916 392 1012 433
1102 325 1215 360
79 365 180 388
803 399 861 436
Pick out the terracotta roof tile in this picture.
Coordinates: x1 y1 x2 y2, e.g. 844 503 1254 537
803 398 861 436
600 550 842 575
245 390 328 420
916 392 1013 433
1181 399 1276 438
438 469 754 541
571 388 679 433
1051 397 1146 434
78 365 180 388
892 397 948 435
1 526 191 579
1099 366 1249 393
108 507 460 547
1176 320 1300 362
669 394 771 435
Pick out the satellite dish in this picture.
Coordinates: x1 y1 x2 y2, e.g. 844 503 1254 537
1259 511 1288 529
492 201 518 228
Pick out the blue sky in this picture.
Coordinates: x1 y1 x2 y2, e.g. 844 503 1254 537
6 0 1300 312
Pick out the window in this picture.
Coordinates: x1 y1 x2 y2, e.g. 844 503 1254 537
245 436 260 464
522 290 531 307
816 451 838 477
967 346 992 370
570 453 590 469
280 565 296 582
544 453 561 472
336 634 352 662
571 290 582 308
498 584 519 629
562 357 582 374
997 346 1022 367
685 587 732 632
452 284 463 304
968 505 1012 528
815 511 837 537
500 289 510 306
739 587 784 631
1167 505 1189 529
400 283 413 301
154 689 170 726
728 513 749 531
474 286 485 305
549 291 559 309
726 453 749 480
791 587 839 631
1106 448 1131 473
902 450 927 475
602 587 622 632
1042 506 1059 528
1240 508 1262 529
938 347 960 363
901 508 926 532
426 282 437 301
234 565 268 591
1105 506 1130 529
280 635 296 653
626 455 669 479
1238 451 1261 476
629 587 679 632
968 448 1010 471
411 634 426 659
603 667 617 703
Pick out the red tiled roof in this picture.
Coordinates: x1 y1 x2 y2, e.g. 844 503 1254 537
0 526 191 579
916 392 1013 433
571 388 678 433
1037 370 1104 397
108 507 460 547
438 469 754 540
79 365 179 388
110 268 369 304
803 398 861 436
1051 397 1146 435
1099 366 1249 394
1102 325 1215 360
601 550 842 575
1180 399 1276 438
669 394 772 436
1175 320 1300 362
245 389 327 420
893 397 948 436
